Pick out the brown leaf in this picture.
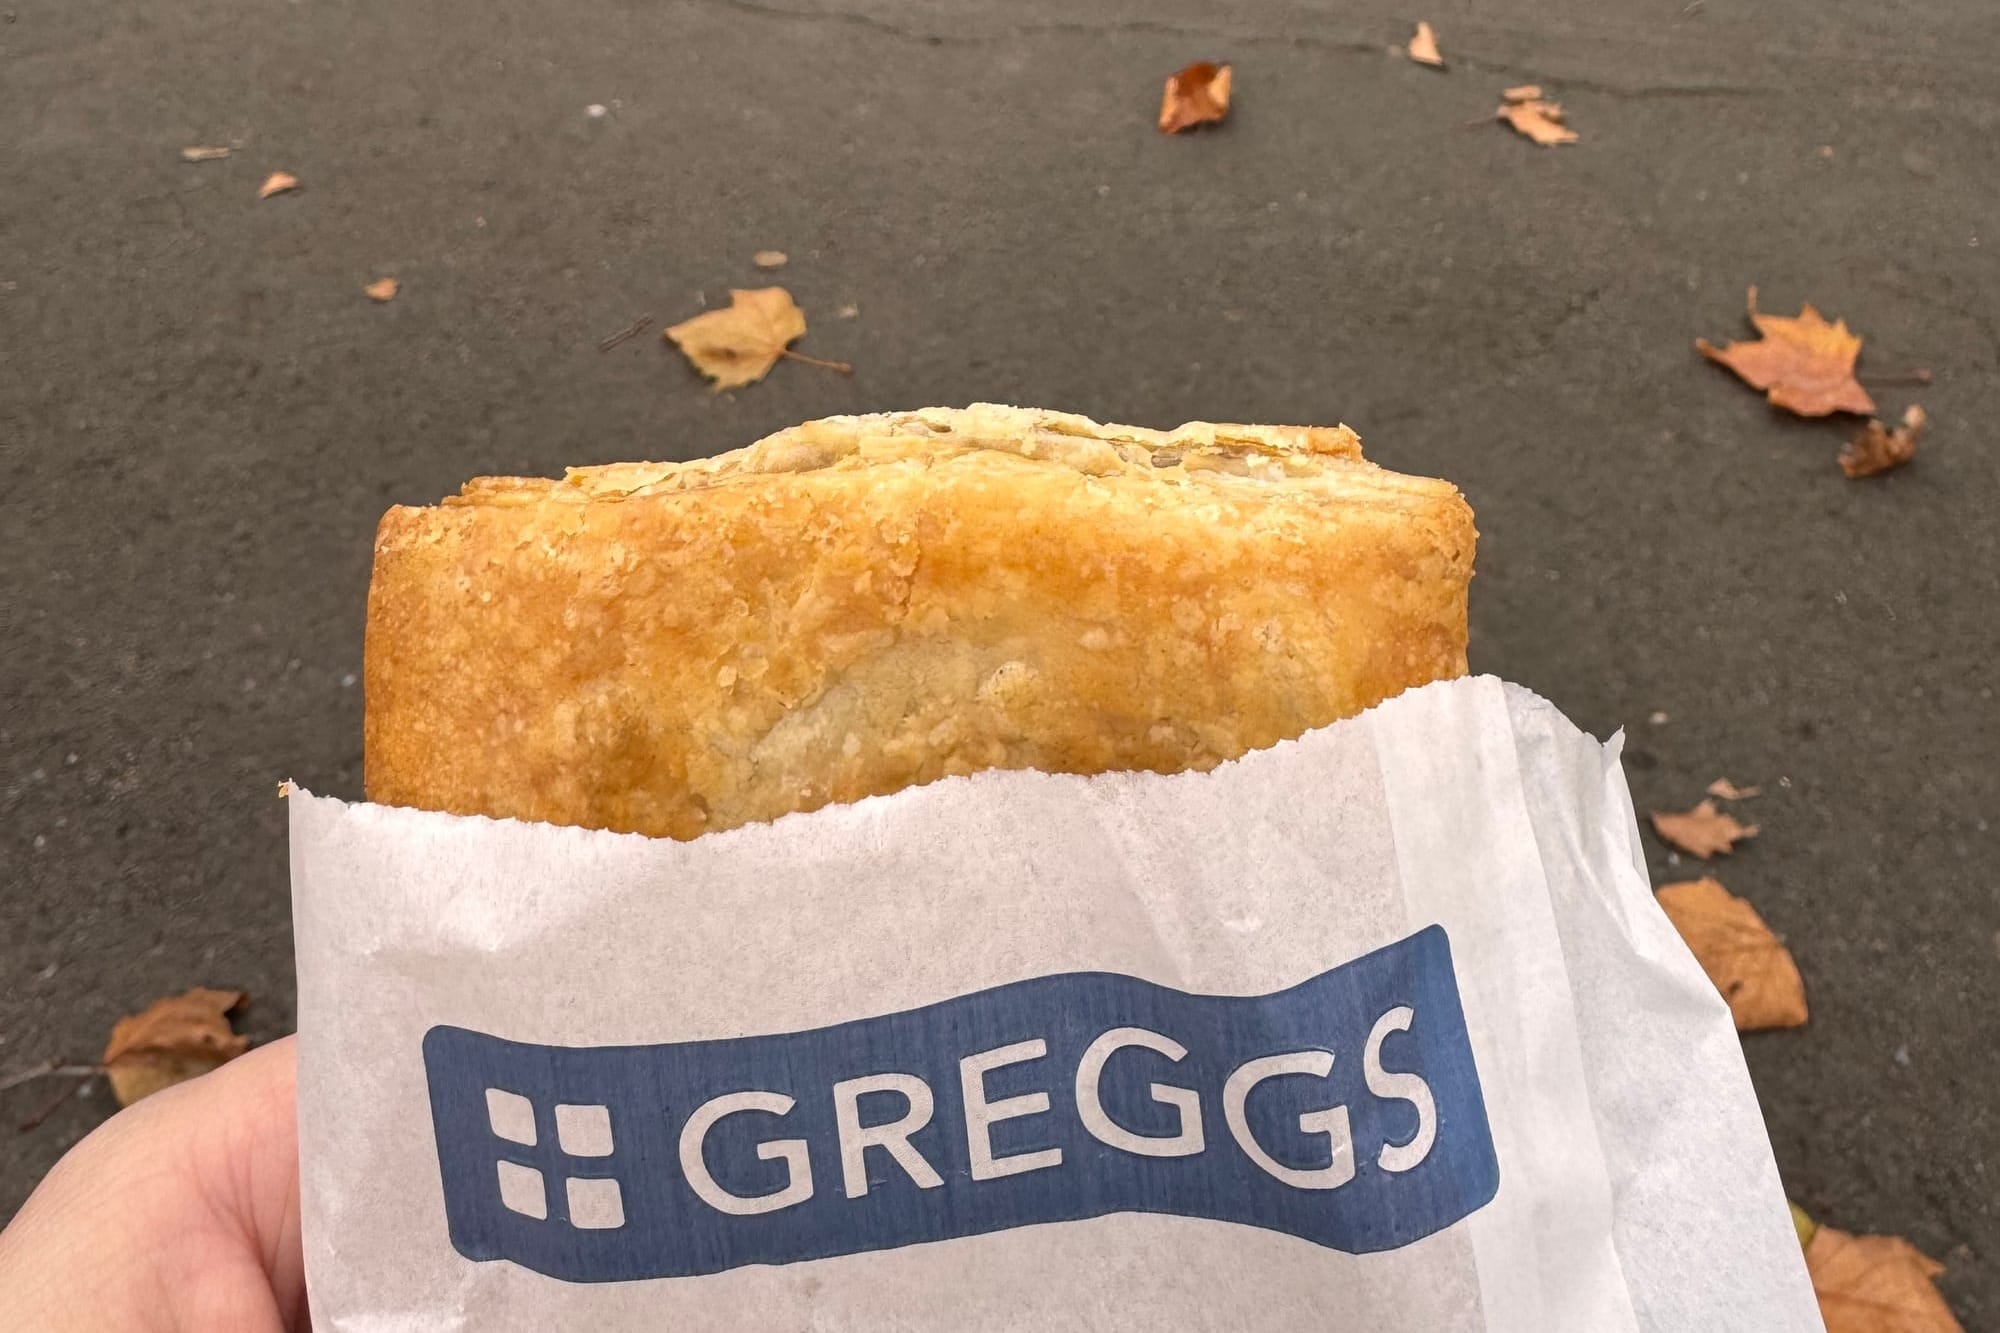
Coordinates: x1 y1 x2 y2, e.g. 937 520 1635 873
1408 21 1445 67
102 988 250 1107
1808 1225 1964 1332
1502 84 1543 102
1697 286 1876 417
1707 777 1763 800
1158 62 1233 134
1650 798 1758 858
1498 97 1578 146
180 145 232 163
1841 404 1925 478
665 287 809 391
364 277 400 303
751 249 789 270
258 171 300 199
1656 878 1806 1030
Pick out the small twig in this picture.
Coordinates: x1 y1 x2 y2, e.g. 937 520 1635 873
597 313 654 352
778 348 854 375
1858 367 1933 386
0 1061 101 1095
15 1071 100 1133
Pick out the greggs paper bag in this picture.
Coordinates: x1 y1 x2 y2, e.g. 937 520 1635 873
289 676 1822 1330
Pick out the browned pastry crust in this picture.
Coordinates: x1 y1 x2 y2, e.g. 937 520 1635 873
365 404 1476 839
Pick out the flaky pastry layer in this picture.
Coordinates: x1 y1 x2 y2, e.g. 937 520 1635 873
366 404 1476 838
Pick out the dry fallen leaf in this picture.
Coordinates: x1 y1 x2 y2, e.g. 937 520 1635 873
1650 798 1759 859
1159 62 1233 134
364 277 399 302
181 145 231 163
1792 1202 1819 1250
1808 1223 1964 1332
752 249 789 270
258 171 300 199
1655 877 1806 1030
1498 94 1578 146
1841 404 1925 478
1502 84 1543 102
1408 21 1444 67
1707 777 1763 800
102 987 250 1107
1697 286 1876 417
665 287 852 391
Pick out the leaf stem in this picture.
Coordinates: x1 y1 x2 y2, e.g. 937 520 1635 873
779 348 854 375
0 1061 101 1094
597 314 654 352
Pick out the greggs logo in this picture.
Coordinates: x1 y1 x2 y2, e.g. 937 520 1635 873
422 925 1497 1282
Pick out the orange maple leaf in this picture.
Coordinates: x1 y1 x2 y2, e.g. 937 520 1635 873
664 288 849 391
1697 286 1876 417
1159 62 1233 134
1656 878 1806 1030
101 987 251 1106
1808 1224 1965 1332
1650 798 1758 859
1841 404 1925 478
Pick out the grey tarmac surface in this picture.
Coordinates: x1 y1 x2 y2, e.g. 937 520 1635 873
3 0 1997 1319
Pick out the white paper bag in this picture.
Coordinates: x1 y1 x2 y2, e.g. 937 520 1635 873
289 675 1821 1330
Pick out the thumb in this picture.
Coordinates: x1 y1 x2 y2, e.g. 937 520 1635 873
0 1034 306 1333
187 1036 308 1326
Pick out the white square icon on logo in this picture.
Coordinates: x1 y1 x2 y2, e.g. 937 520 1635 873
565 1176 625 1229
555 1103 614 1156
496 1160 548 1220
485 1088 537 1147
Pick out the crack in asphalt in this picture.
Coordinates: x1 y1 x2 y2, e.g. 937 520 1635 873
709 0 1379 56
704 0 1782 98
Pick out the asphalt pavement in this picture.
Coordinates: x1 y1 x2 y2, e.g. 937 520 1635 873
3 0 1996 1320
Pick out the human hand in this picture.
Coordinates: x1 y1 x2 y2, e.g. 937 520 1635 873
0 1036 305 1332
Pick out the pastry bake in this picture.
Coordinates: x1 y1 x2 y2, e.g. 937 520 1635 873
365 404 1475 838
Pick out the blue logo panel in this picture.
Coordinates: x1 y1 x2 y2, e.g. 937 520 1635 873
423 925 1496 1282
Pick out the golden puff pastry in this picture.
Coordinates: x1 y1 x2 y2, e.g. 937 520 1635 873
365 404 1476 839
